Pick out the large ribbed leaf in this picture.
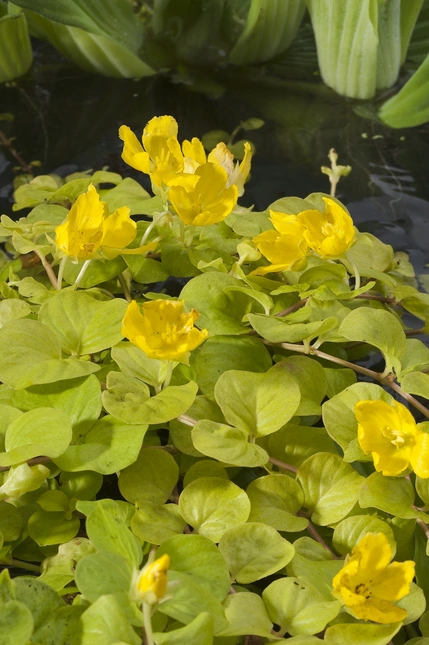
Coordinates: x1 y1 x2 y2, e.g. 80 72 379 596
400 0 424 63
229 0 306 65
11 0 143 53
379 51 429 127
406 0 429 64
0 3 32 82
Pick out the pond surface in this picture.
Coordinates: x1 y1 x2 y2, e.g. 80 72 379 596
1 49 429 279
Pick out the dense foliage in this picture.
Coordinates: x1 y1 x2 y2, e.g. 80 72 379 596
1 116 429 644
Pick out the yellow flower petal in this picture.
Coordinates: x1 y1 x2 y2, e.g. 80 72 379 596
122 299 208 361
208 142 235 176
101 206 136 250
55 184 105 259
332 533 414 625
137 554 170 603
182 137 206 172
253 226 308 272
297 198 355 258
119 125 151 174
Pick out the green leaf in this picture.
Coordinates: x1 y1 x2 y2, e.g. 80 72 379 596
39 537 96 591
84 500 142 566
379 52 429 128
0 502 23 541
324 367 357 398
397 582 426 625
246 473 308 533
27 509 80 546
0 601 33 645
193 335 272 399
297 453 364 525
180 273 250 335
359 472 419 519
268 423 338 469
131 503 186 545
159 570 227 634
154 612 213 645
401 372 429 399
217 592 273 638
192 420 269 467
0 299 31 329
0 408 72 467
178 477 250 542
218 522 294 583
272 356 327 415
183 460 229 486
103 377 198 425
263 577 340 636
287 552 342 600
119 447 179 506
125 257 169 284
247 313 338 344
111 342 168 388
214 367 300 437
102 178 150 214
13 0 143 53
39 291 128 356
62 256 126 288
338 308 406 376
332 514 396 556
0 319 99 388
13 576 64 632
0 375 102 436
0 462 50 499
31 605 85 645
54 415 148 475
322 382 391 455
157 534 230 601
75 551 133 602
324 622 401 645
80 594 140 645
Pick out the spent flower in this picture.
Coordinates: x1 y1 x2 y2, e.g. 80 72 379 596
332 532 415 624
355 399 429 478
122 299 208 362
55 184 156 260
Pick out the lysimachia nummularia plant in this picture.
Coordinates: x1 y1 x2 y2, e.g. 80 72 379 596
1 115 429 645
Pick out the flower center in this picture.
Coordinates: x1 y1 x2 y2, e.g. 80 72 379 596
382 426 408 449
355 582 372 600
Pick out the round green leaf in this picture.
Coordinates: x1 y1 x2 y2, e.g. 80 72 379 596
85 501 142 566
272 356 327 415
332 514 396 556
27 509 80 546
359 472 419 519
183 460 229 487
75 552 133 602
217 592 273 638
131 503 186 545
0 408 73 467
218 522 294 583
178 477 250 542
297 453 364 525
214 367 300 437
192 420 269 467
154 612 214 645
324 622 401 645
0 501 23 541
111 342 167 388
80 595 141 645
119 447 179 506
246 474 308 533
268 423 337 469
263 578 340 636
157 533 230 601
0 601 33 645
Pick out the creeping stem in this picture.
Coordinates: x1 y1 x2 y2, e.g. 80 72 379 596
74 260 91 288
34 250 58 289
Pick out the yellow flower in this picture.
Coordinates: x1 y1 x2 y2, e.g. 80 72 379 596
297 197 356 258
332 532 415 624
137 554 170 605
55 184 156 260
122 299 208 361
355 399 429 478
119 116 184 187
208 141 253 196
251 210 308 275
168 162 238 226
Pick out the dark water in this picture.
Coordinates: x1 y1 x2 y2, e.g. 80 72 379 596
1 46 429 276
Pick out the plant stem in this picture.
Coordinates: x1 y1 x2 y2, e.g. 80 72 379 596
34 250 58 289
268 456 297 474
74 260 91 288
0 127 33 174
4 558 41 573
56 256 67 290
0 455 51 473
118 272 132 302
275 298 308 318
143 602 155 645
298 513 339 559
177 414 197 427
416 518 429 540
162 361 174 390
140 211 167 246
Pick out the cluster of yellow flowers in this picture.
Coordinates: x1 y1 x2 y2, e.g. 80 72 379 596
119 115 252 226
252 196 356 275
